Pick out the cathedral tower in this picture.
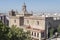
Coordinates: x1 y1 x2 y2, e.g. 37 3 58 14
22 3 27 12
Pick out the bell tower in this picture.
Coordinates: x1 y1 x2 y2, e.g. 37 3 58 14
21 3 33 16
22 3 27 12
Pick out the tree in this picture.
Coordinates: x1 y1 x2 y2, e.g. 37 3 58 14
8 25 31 40
0 21 31 40
0 20 10 40
48 27 54 37
57 25 60 33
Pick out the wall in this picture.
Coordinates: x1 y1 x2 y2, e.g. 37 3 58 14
24 16 45 30
9 16 20 27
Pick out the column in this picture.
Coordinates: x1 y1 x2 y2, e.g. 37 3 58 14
39 33 41 40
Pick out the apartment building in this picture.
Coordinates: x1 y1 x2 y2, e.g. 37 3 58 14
0 13 9 26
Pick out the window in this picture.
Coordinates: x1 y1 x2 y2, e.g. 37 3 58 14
34 32 36 37
31 32 36 37
14 20 16 23
37 33 39 37
37 21 39 25
27 20 29 24
41 32 45 38
32 32 33 36
20 17 24 26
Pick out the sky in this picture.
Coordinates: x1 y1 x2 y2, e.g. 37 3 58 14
0 0 60 13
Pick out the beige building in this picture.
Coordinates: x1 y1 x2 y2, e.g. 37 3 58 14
9 3 60 40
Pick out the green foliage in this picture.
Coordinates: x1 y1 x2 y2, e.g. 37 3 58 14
0 20 10 40
48 27 54 37
50 28 54 37
0 21 31 40
57 25 60 33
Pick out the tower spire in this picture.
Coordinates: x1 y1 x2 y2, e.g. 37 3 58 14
22 2 27 12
